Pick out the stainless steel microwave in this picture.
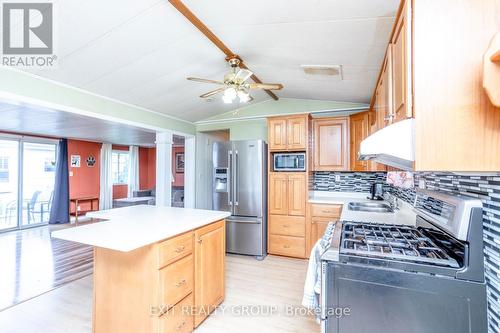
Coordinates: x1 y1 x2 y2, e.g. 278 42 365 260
273 153 306 171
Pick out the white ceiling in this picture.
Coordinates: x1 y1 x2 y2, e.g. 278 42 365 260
0 102 156 146
21 0 399 122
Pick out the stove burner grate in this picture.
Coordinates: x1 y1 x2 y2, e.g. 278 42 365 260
340 222 459 268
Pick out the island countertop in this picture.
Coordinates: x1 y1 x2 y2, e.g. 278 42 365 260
51 205 230 252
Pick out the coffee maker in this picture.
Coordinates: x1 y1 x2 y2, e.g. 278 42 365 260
369 182 384 200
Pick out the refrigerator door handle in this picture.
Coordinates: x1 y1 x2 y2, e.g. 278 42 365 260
228 150 232 207
234 150 239 206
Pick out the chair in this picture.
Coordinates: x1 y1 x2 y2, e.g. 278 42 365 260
34 191 53 223
24 191 42 224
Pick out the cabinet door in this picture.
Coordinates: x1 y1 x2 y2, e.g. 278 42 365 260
350 112 369 171
380 48 394 127
268 118 287 150
269 173 288 215
392 0 412 122
313 118 349 171
287 173 306 216
287 116 307 150
194 221 225 327
311 217 334 246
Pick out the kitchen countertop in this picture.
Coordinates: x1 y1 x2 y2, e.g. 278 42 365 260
309 191 416 225
51 205 230 252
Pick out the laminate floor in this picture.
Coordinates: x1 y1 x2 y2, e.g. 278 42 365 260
0 255 320 333
0 222 94 310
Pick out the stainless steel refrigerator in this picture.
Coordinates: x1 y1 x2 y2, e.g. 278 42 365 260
213 140 267 259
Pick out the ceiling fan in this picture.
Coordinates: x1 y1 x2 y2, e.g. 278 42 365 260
187 56 283 104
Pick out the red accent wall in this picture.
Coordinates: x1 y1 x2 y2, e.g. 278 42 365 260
139 147 156 190
172 146 184 187
67 139 101 213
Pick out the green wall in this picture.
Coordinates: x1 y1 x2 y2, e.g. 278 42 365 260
0 68 195 134
195 98 369 141
196 118 267 141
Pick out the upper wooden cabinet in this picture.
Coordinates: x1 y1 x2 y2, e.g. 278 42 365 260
391 0 412 123
368 0 500 171
313 118 349 171
349 112 370 171
268 118 287 150
268 115 308 151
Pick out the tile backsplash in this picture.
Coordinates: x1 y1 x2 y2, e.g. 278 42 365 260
312 171 387 192
313 171 500 333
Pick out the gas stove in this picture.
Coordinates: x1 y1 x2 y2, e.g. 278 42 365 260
320 189 487 333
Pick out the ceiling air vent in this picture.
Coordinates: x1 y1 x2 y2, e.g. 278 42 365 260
301 65 343 79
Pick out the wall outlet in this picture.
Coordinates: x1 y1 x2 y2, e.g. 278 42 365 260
69 171 73 177
418 179 426 189
335 174 341 182
77 205 81 211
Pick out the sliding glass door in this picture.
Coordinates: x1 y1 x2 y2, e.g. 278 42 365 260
21 142 56 227
0 137 57 232
0 140 19 231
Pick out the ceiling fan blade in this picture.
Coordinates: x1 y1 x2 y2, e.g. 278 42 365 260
187 77 224 85
248 83 284 90
200 88 225 98
234 68 253 83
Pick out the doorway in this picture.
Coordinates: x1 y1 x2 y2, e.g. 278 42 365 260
0 136 57 232
171 135 185 207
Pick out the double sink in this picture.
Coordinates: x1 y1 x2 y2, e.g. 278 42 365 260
347 201 393 213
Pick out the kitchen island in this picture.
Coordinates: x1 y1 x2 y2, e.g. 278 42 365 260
52 205 230 333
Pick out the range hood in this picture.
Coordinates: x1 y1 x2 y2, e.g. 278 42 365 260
358 118 415 170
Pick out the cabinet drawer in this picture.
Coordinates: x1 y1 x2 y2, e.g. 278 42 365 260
159 255 193 308
269 215 305 237
158 293 194 333
311 204 342 218
269 234 305 258
158 232 193 268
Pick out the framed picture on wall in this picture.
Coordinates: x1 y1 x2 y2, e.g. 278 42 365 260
175 153 184 173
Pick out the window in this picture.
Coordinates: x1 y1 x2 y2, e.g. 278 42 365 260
112 151 129 184
0 156 8 183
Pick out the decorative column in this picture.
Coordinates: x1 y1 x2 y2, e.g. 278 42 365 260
183 136 196 208
155 131 173 207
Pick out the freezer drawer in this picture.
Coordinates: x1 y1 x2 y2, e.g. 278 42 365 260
226 217 267 257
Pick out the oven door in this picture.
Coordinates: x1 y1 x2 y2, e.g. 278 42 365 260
320 260 487 333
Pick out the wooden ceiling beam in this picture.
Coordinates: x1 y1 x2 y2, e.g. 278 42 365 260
168 0 279 100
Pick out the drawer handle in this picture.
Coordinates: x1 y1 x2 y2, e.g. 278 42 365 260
322 210 332 213
197 238 203 244
283 224 290 228
175 279 187 287
174 246 185 253
283 245 290 249
176 321 187 331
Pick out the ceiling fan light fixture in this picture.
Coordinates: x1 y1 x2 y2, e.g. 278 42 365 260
237 90 251 103
223 87 237 99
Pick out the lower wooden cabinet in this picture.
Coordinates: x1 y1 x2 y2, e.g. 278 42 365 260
194 220 225 327
307 204 342 253
269 234 306 258
268 172 307 259
269 215 305 237
158 294 194 333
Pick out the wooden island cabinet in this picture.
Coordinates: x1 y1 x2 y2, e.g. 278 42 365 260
51 206 229 333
